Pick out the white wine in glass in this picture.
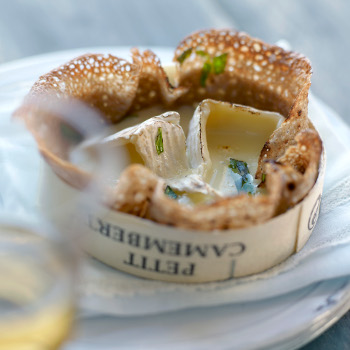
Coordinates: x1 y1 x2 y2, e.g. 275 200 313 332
0 220 76 350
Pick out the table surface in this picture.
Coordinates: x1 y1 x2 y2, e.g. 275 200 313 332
1 0 349 348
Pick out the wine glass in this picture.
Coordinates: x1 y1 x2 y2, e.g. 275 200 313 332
0 216 77 350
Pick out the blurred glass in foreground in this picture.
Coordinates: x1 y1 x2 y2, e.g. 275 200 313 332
0 219 76 349
1 95 127 349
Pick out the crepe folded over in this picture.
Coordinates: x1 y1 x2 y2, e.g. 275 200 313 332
14 29 323 230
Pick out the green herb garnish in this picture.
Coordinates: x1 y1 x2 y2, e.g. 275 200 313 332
242 182 255 195
198 52 228 87
229 158 256 195
164 186 178 199
213 53 228 74
177 48 192 64
60 123 83 144
200 62 212 87
178 48 228 86
261 173 266 183
196 50 209 58
229 158 250 176
155 127 164 155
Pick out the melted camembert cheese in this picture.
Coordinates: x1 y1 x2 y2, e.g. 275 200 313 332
205 102 283 193
69 102 283 205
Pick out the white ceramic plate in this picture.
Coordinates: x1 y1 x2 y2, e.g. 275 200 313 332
66 278 350 350
1 48 350 350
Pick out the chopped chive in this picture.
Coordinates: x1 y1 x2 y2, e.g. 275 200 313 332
261 173 266 183
177 48 192 64
213 53 228 74
155 127 164 155
229 158 250 176
164 186 178 199
60 123 83 144
195 50 209 58
200 61 212 87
